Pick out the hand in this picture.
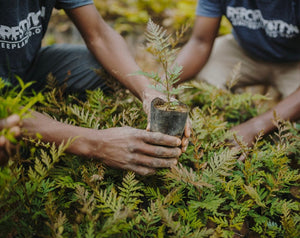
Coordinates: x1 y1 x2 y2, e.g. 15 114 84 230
0 114 21 166
142 87 167 117
229 118 263 161
181 118 191 153
90 127 182 175
142 88 191 152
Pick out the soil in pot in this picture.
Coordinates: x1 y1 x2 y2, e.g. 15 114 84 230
150 97 189 137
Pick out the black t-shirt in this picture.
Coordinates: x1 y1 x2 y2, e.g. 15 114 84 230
0 0 93 79
196 0 300 62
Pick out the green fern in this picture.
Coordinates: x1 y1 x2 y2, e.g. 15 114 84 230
132 19 188 108
118 171 143 209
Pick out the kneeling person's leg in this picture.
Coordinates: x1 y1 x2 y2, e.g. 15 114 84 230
196 34 272 90
25 44 109 94
272 61 300 99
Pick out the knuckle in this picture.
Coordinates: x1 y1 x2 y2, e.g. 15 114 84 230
150 159 163 167
128 153 138 164
148 131 162 141
128 144 136 153
144 130 154 140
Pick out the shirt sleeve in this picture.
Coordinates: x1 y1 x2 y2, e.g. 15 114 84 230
55 0 94 10
196 0 222 17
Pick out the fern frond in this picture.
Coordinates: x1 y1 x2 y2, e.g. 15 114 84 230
165 163 213 189
118 171 143 209
98 207 134 238
189 192 226 216
203 149 238 183
242 185 266 208
145 18 171 56
94 187 123 215
69 105 100 129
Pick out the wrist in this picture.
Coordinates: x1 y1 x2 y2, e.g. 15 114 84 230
247 114 274 136
142 86 166 102
67 128 104 159
126 74 152 101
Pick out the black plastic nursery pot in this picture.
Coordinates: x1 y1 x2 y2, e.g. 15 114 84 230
150 97 189 138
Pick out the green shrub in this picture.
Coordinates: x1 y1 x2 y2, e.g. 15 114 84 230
0 75 299 237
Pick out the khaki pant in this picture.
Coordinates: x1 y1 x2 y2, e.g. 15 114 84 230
197 34 300 98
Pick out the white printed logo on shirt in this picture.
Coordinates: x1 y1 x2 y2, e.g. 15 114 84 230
0 7 46 50
227 6 299 38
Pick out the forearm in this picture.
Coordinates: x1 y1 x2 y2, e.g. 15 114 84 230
66 5 153 101
22 111 96 157
21 110 182 175
87 27 152 100
174 16 221 85
174 37 213 84
247 87 300 134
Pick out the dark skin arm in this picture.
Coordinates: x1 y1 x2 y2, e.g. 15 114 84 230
175 16 300 156
174 16 221 85
23 111 181 175
231 87 300 160
65 5 151 101
22 4 183 175
66 4 190 152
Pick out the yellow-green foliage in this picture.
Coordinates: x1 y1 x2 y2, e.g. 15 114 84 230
0 73 299 237
133 19 190 107
94 0 197 32
0 77 43 142
93 0 231 35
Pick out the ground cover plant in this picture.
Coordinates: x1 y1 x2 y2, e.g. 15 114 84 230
1 6 299 238
0 71 299 237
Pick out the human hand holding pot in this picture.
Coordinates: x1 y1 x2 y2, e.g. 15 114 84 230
142 88 190 152
0 114 21 166
90 127 182 176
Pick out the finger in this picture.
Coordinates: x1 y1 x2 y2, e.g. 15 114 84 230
135 142 182 158
181 137 189 153
0 114 20 129
184 119 191 138
131 154 178 168
143 131 181 147
7 114 21 126
9 126 21 138
123 164 156 176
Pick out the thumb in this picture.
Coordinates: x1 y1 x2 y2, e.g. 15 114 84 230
146 123 150 131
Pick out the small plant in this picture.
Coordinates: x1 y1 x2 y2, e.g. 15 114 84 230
133 19 190 137
135 18 189 110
